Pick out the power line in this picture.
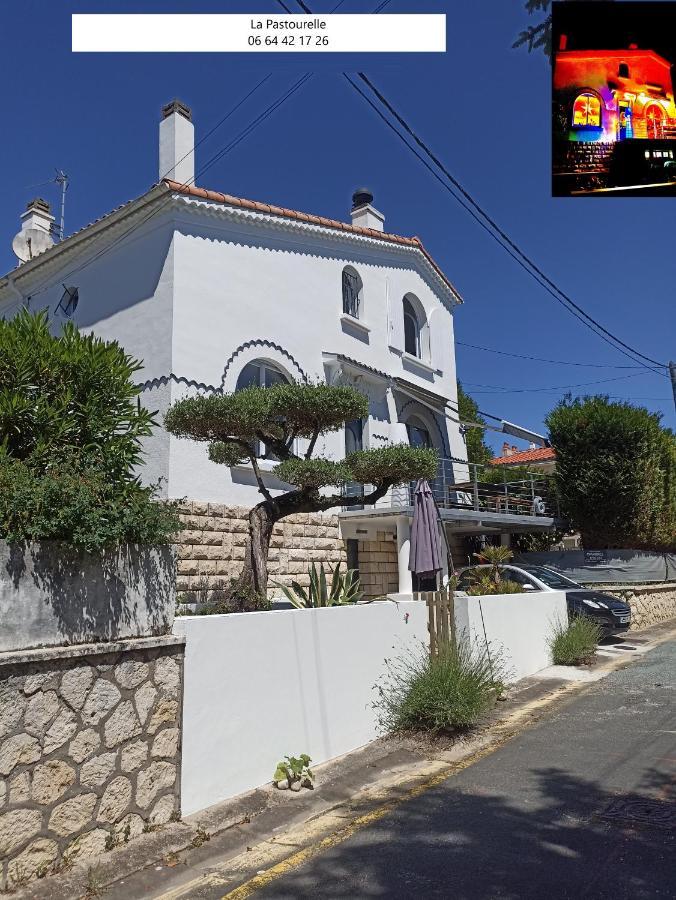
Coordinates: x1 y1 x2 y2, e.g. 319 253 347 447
456 341 646 369
342 75 667 381
463 373 644 394
159 75 272 185
21 74 312 303
348 72 669 376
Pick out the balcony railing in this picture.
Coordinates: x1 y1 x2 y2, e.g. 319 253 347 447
344 459 560 519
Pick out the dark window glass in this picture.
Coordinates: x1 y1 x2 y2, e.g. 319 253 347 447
403 296 420 357
407 421 431 449
346 539 359 575
618 63 629 77
342 267 362 318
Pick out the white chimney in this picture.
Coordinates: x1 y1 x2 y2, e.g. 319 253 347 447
159 99 194 185
350 188 384 232
12 198 55 264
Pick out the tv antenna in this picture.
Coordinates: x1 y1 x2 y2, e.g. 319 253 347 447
54 170 69 241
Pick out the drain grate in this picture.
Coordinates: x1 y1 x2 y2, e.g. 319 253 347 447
599 797 676 830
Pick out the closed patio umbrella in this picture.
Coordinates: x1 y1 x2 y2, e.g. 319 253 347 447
409 479 443 581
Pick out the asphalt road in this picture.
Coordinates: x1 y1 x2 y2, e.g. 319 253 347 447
255 640 676 899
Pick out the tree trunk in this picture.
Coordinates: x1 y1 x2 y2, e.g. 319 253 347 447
237 502 277 601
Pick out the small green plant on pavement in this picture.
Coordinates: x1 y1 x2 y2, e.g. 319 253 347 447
273 754 314 791
374 639 506 735
273 562 362 608
549 615 602 666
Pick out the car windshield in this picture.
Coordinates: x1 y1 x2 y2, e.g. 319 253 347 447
517 566 582 589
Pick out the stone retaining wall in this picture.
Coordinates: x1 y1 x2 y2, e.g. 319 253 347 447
589 583 676 631
357 531 398 598
0 636 184 891
176 503 347 599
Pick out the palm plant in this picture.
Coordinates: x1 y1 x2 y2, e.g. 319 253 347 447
473 545 514 585
274 563 362 609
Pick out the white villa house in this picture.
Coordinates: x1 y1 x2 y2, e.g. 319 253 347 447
0 101 557 597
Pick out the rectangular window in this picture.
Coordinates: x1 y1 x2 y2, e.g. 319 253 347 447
346 539 359 576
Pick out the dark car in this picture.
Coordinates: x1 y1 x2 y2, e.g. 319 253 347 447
456 564 632 637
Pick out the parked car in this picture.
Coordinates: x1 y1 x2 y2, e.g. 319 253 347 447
455 564 632 637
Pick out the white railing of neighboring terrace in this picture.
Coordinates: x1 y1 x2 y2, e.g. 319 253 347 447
344 459 560 519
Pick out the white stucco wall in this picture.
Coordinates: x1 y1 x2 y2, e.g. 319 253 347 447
166 200 464 504
454 591 568 682
173 601 428 816
0 194 466 507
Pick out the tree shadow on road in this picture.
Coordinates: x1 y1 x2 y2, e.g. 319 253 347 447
255 766 675 899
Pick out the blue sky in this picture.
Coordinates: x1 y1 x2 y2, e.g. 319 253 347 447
0 0 673 449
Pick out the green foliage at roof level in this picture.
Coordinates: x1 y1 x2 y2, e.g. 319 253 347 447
165 382 438 600
546 395 676 551
456 382 493 468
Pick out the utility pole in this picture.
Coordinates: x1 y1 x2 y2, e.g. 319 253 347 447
670 361 676 416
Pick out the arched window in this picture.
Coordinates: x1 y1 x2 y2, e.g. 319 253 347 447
618 62 629 78
403 296 421 358
645 103 665 139
406 416 431 449
235 360 290 459
572 93 601 127
236 360 289 391
342 266 363 319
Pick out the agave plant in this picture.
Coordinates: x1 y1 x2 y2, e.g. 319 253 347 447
274 563 362 609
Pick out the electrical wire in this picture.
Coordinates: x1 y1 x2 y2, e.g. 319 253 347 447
456 341 647 369
347 73 669 376
159 75 272 184
342 75 666 380
463 373 644 394
20 74 312 303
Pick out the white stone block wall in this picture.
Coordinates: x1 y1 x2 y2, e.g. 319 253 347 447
0 636 183 890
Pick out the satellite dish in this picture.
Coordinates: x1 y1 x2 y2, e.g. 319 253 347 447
12 228 54 264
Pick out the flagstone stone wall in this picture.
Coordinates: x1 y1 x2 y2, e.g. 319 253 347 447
0 636 184 890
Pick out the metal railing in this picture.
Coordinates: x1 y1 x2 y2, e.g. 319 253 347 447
344 459 560 518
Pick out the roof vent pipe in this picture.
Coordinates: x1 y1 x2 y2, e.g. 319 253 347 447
350 187 385 232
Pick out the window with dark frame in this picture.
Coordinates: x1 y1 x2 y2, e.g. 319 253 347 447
342 267 363 319
403 295 421 357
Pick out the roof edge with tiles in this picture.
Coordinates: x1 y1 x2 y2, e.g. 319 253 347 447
164 180 463 303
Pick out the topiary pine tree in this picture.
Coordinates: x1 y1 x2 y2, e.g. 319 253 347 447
165 383 438 599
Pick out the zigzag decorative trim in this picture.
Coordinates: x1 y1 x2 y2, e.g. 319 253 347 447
220 339 309 388
137 374 223 394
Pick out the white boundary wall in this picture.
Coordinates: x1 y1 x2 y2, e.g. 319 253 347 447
173 602 428 816
454 591 567 683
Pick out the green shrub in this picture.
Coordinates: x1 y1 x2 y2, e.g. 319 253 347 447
0 310 181 550
0 458 180 551
374 640 505 734
549 615 602 665
465 577 523 596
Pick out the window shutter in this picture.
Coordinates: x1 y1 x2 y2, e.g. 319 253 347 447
428 308 446 373
387 286 404 351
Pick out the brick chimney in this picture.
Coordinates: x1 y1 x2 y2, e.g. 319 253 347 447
159 99 194 185
559 33 568 51
502 441 511 457
350 188 384 232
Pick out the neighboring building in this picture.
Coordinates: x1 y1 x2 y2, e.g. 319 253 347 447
554 37 676 143
0 101 558 596
490 443 557 476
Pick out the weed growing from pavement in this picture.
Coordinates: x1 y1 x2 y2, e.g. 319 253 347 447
374 638 506 735
549 615 601 665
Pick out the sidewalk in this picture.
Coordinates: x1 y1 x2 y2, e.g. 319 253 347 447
15 620 676 900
